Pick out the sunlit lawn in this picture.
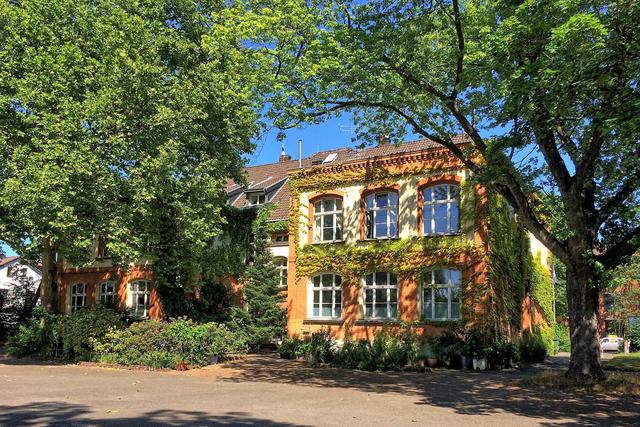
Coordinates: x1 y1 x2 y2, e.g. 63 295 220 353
608 352 640 372
520 370 640 398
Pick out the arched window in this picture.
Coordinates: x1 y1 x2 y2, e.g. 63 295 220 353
313 197 343 242
364 192 398 239
70 283 86 313
423 269 461 320
422 184 459 235
98 281 116 307
129 280 150 318
309 273 342 319
364 272 398 319
275 257 288 288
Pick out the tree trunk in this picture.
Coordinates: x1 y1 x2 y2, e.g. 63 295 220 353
39 239 59 312
565 260 604 381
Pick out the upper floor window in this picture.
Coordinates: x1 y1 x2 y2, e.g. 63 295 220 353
423 184 459 235
271 233 289 244
129 280 150 318
423 269 461 320
246 192 266 206
364 272 398 319
70 283 87 313
99 281 116 307
310 273 342 319
365 192 398 239
275 257 288 288
313 198 343 242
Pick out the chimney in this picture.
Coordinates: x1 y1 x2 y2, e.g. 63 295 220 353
279 145 292 162
378 134 390 145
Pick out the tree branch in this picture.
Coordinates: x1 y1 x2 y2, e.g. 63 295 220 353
536 128 573 195
597 224 640 269
450 0 465 99
596 169 640 226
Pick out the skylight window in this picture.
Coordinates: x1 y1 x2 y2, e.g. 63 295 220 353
322 153 337 164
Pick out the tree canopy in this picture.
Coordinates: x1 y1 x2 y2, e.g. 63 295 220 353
0 0 273 307
237 0 639 379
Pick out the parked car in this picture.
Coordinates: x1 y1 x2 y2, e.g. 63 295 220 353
600 336 624 351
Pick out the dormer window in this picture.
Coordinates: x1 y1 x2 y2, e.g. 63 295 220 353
246 192 266 206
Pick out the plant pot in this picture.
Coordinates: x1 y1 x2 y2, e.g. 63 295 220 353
207 355 219 365
426 358 439 368
473 357 488 371
461 355 473 371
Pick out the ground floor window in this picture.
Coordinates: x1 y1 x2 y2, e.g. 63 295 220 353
70 283 87 313
423 269 461 320
364 272 398 319
310 273 342 319
129 280 150 318
99 281 116 307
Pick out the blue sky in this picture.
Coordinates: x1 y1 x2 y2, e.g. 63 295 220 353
249 115 362 166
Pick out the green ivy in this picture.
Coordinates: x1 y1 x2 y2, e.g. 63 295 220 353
265 220 289 234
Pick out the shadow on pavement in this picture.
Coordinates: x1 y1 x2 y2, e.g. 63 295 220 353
0 402 308 426
215 354 640 426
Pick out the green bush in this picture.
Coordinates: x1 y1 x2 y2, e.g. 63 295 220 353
277 336 307 359
430 330 463 368
554 323 571 352
57 308 125 360
627 321 640 352
488 339 518 368
7 307 61 358
307 329 334 364
94 318 246 368
519 332 548 363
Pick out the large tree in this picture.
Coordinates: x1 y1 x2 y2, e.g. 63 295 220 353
0 0 268 311
241 0 640 380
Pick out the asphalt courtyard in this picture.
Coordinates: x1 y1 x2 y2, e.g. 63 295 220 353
0 353 638 426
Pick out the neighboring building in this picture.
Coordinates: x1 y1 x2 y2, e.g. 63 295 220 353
55 239 160 318
0 256 41 304
285 137 551 340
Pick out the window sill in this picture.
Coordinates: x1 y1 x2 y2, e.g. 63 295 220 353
359 237 401 242
354 319 398 325
420 233 462 238
311 240 344 245
303 319 344 325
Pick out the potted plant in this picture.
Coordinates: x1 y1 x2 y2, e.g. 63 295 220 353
422 342 439 368
472 347 490 371
459 340 473 371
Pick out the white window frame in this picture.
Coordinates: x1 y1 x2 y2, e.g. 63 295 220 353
128 280 150 318
423 269 462 321
246 192 266 206
98 280 117 306
364 192 399 239
363 272 398 319
70 283 87 313
422 184 460 235
313 197 343 243
308 273 342 319
275 257 288 288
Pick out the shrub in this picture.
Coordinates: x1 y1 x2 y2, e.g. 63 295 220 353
554 323 571 352
93 318 246 368
306 329 334 364
488 339 518 368
431 330 463 368
627 321 640 352
56 308 125 360
277 337 307 359
519 332 548 363
7 308 61 358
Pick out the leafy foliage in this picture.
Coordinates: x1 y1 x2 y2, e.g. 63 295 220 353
228 206 286 348
0 0 270 308
7 308 61 358
56 308 125 360
94 318 247 368
519 332 548 363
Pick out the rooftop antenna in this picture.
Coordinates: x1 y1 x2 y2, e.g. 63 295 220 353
298 139 302 168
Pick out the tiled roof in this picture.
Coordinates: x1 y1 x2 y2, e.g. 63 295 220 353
0 256 19 269
227 135 470 222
